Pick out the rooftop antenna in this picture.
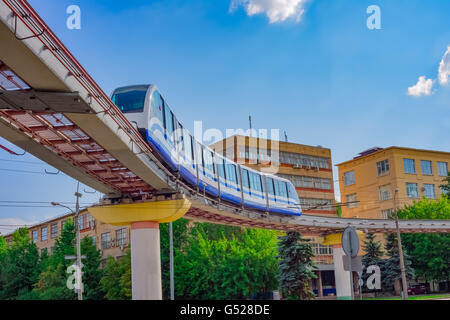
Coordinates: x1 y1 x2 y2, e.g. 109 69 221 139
249 115 252 137
284 131 288 142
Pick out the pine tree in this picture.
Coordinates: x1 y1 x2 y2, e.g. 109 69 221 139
383 233 415 295
277 231 317 300
361 233 384 294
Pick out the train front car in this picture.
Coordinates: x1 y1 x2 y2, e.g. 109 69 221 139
111 85 151 138
112 84 302 216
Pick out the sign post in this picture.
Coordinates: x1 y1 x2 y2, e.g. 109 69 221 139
342 227 359 300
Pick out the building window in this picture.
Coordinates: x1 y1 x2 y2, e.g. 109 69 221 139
86 214 95 229
277 174 332 190
379 184 392 201
312 243 333 255
299 198 333 211
381 209 394 219
51 223 58 239
78 215 84 230
344 171 355 186
423 184 436 199
116 228 127 247
376 159 390 176
406 183 419 198
41 227 48 241
92 236 97 247
279 152 330 169
438 162 448 177
61 220 66 231
403 158 416 174
421 160 433 175
346 194 357 208
32 230 38 243
101 232 111 250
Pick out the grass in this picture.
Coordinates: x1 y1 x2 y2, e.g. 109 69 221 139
363 293 450 300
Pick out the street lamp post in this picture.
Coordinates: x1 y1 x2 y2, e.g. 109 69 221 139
169 221 174 300
52 181 83 301
394 189 409 300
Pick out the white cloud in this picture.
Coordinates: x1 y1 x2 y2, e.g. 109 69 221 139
0 217 38 236
407 76 434 97
438 46 450 86
230 0 308 23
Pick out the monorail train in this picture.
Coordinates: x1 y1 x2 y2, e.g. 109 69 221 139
111 85 302 216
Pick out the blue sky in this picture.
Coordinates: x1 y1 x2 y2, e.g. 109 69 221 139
1 0 449 233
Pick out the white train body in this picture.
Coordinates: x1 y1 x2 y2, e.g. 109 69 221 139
111 85 302 216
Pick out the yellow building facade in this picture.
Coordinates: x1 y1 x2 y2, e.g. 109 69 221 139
337 147 449 219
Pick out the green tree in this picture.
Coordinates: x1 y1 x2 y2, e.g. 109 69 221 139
160 218 190 299
277 231 317 300
0 228 39 299
175 226 279 299
336 203 342 218
382 233 415 295
34 219 77 300
361 233 384 294
100 250 131 300
0 237 7 255
80 237 104 300
440 172 450 194
398 196 450 290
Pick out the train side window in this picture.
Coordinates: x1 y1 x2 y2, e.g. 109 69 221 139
234 165 240 186
190 136 195 162
184 132 192 162
196 142 204 168
164 102 174 139
217 158 225 180
284 182 289 199
258 174 264 193
267 178 275 196
177 122 185 153
241 169 249 189
274 180 282 197
151 91 164 126
225 162 236 184
204 150 215 174
277 181 287 198
249 172 261 192
248 172 255 190
287 183 297 201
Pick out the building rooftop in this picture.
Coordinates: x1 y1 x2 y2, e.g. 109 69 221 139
337 146 450 167
212 135 331 151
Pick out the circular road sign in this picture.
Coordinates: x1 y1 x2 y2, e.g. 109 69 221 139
342 227 359 257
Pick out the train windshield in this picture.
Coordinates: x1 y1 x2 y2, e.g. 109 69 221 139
112 86 148 113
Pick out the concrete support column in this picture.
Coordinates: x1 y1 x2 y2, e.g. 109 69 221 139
131 221 162 300
333 244 352 300
317 271 323 298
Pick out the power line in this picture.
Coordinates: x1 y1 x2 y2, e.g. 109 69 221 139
0 205 59 208
0 168 61 175
0 200 95 205
0 158 46 165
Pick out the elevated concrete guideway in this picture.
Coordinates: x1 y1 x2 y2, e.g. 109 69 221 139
0 0 449 301
0 0 449 235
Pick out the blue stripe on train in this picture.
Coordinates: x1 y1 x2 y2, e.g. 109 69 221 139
146 129 301 216
146 130 178 171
